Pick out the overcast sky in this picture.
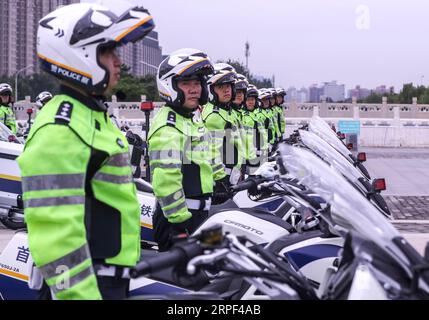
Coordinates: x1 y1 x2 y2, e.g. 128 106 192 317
87 0 429 92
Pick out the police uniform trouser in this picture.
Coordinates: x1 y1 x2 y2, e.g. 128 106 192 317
37 276 130 300
153 203 209 252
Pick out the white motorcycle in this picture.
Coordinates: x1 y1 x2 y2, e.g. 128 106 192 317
278 144 429 300
0 122 25 230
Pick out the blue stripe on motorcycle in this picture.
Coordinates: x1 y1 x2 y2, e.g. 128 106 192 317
285 244 341 269
255 198 284 211
129 282 189 297
140 226 155 243
0 274 37 300
0 177 22 194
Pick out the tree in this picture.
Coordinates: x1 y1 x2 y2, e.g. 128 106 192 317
359 83 429 104
399 83 415 103
1 64 159 103
111 65 158 102
418 90 429 104
0 73 59 101
358 93 382 103
216 59 273 89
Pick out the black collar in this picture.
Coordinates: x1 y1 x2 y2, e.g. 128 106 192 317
216 102 231 111
59 85 107 112
167 104 194 119
231 103 242 111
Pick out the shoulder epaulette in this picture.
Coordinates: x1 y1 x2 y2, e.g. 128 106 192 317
166 111 177 127
55 101 74 125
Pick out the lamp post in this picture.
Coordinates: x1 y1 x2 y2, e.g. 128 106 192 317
139 60 158 74
14 66 32 102
140 101 154 182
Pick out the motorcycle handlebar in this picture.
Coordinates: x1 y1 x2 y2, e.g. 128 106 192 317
129 241 203 278
230 177 267 192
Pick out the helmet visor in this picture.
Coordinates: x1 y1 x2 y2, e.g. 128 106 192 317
115 10 155 45
177 58 214 78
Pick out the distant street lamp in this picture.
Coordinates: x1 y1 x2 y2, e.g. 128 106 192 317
14 65 32 102
245 41 250 77
139 60 158 69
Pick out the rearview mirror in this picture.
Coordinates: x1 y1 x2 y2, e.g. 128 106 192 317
357 152 367 162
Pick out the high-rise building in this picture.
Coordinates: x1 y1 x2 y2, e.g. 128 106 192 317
322 81 345 102
1 1 162 79
375 85 389 95
348 85 371 100
309 84 323 103
285 87 297 102
0 0 79 77
297 87 309 103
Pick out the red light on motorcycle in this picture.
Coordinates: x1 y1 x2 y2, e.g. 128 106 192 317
347 143 354 150
140 101 154 111
357 152 367 162
373 178 386 192
26 108 33 114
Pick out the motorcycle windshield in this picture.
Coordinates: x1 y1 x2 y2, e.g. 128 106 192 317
299 130 367 183
0 122 13 142
308 116 352 161
278 144 411 266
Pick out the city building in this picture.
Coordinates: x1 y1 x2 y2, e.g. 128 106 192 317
375 85 394 95
0 0 163 79
348 85 372 100
309 84 323 102
322 81 345 102
0 0 79 77
296 87 309 103
285 87 297 102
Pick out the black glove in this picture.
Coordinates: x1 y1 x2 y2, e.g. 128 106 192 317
168 219 193 247
213 175 231 205
215 175 231 194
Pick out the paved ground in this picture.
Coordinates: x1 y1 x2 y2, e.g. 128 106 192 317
362 147 429 196
386 196 429 220
362 147 429 254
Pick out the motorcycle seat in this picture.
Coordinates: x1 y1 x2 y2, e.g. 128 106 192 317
208 204 294 233
134 178 153 193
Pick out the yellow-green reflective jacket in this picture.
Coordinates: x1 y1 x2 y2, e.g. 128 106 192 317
17 88 140 300
148 106 215 224
0 105 17 134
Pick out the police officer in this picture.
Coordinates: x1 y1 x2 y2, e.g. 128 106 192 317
0 83 17 134
17 2 155 300
243 85 267 174
274 88 287 140
256 89 276 150
231 74 248 123
35 91 53 110
268 88 282 144
233 75 258 174
202 64 245 199
149 48 217 251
